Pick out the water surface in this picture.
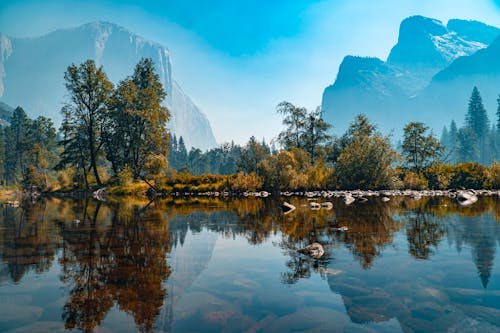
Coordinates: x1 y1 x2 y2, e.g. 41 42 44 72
0 196 499 332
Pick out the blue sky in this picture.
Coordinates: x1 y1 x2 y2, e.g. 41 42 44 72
1 0 500 144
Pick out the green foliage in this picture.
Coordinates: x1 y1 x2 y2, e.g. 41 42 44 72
402 122 443 173
1 107 57 190
276 102 330 164
105 58 170 181
58 59 113 187
448 162 487 189
457 127 479 162
276 101 307 150
238 136 269 174
424 164 455 189
465 87 490 164
333 115 399 189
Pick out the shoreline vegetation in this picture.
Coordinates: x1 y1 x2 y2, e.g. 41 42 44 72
1 58 500 199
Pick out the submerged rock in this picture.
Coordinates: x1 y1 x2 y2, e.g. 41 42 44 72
298 243 325 259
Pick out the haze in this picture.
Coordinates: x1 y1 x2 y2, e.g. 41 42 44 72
1 0 500 144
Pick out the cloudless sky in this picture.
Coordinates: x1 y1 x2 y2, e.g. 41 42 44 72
1 0 500 144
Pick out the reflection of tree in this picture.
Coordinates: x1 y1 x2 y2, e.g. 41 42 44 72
58 199 171 332
104 203 171 332
405 209 446 260
445 208 500 289
1 199 58 282
334 199 403 269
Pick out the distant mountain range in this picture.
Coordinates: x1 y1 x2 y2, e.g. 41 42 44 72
321 16 500 136
0 21 217 150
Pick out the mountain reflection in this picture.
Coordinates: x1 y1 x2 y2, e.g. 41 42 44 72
0 196 499 332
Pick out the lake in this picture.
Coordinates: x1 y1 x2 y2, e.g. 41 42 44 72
0 196 499 333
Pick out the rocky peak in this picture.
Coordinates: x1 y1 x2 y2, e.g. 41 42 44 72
387 15 485 69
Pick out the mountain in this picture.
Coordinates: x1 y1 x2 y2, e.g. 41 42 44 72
321 16 500 135
0 100 13 126
0 21 217 150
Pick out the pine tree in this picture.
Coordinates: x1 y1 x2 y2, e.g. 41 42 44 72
465 87 489 163
457 127 479 162
448 120 459 164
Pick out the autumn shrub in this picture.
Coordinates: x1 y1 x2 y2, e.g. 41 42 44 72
117 166 134 186
424 164 455 189
448 162 487 189
402 171 428 190
484 162 500 189
231 172 263 192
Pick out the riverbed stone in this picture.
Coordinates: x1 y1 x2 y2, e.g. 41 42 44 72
265 306 349 333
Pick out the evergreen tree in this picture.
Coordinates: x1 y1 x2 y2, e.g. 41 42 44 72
60 60 113 187
448 120 459 164
496 93 500 132
440 126 449 149
402 122 443 173
237 136 268 174
0 127 4 185
177 136 188 168
457 127 479 162
465 87 489 163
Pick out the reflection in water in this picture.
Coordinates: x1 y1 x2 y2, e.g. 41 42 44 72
0 196 499 332
57 199 171 332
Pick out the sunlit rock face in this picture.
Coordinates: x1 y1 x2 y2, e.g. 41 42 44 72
0 21 217 150
321 16 500 136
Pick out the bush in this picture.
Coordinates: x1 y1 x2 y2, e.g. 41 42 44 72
231 172 263 192
449 162 486 189
484 162 500 189
402 171 428 190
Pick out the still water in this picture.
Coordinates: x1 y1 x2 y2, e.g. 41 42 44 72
0 196 499 333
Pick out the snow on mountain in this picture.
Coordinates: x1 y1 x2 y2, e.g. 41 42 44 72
321 16 500 136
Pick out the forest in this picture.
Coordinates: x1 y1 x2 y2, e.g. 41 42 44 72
1 58 500 195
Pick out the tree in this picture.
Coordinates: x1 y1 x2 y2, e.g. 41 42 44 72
333 115 398 189
329 114 377 164
237 136 268 174
24 116 57 189
2 108 57 189
302 107 331 164
60 60 113 187
106 58 170 182
106 58 170 180
457 127 479 163
448 120 459 164
496 93 500 132
402 122 443 173
276 101 307 150
465 87 490 163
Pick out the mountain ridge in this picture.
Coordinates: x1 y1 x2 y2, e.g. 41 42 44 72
0 21 217 150
321 15 500 136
